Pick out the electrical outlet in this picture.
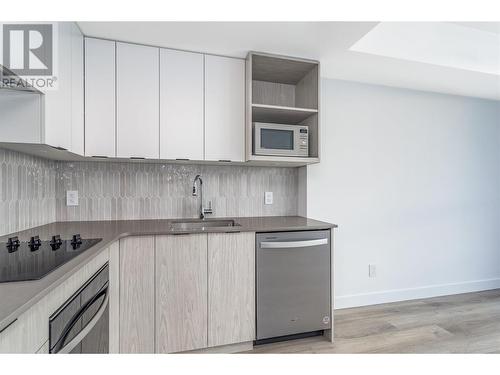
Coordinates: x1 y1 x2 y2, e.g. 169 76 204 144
66 190 79 206
368 264 377 278
265 191 273 205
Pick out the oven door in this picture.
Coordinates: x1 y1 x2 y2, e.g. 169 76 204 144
254 123 305 157
49 264 109 354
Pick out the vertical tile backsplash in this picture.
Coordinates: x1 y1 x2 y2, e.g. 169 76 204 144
55 161 298 221
0 148 299 235
0 148 57 236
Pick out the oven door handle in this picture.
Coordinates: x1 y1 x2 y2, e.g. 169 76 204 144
260 238 328 249
53 283 109 354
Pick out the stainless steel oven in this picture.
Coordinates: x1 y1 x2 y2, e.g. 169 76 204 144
49 263 109 354
253 122 309 157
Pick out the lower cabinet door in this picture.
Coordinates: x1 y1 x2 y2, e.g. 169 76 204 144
119 236 155 353
156 234 208 353
208 232 255 347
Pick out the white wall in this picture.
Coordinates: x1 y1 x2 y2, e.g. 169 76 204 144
308 79 500 309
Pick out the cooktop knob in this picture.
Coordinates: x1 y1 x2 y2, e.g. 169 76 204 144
6 236 20 253
71 234 83 249
28 236 42 251
50 235 63 250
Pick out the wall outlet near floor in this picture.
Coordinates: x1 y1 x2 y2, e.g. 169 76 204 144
66 190 79 206
265 191 273 205
369 264 377 278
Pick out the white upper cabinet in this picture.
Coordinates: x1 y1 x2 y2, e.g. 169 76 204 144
70 23 84 156
160 49 204 161
45 22 84 154
0 22 84 154
84 38 116 157
204 55 245 162
116 42 160 159
44 22 72 151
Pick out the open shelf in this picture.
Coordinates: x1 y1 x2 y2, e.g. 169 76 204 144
252 103 318 124
246 52 321 165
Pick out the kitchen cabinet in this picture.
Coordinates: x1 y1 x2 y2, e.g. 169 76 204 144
44 22 73 152
0 22 84 155
208 232 255 347
116 42 160 159
70 23 85 156
119 236 155 353
155 234 208 353
245 52 321 166
160 49 204 160
204 55 245 162
108 241 120 353
84 38 116 157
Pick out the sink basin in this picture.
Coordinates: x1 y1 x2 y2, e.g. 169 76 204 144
169 219 241 231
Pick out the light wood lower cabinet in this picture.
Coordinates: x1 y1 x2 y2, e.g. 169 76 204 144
208 232 255 347
116 232 256 353
108 241 120 353
156 234 208 353
119 236 155 353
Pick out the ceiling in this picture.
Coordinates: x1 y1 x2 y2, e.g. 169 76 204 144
78 22 500 101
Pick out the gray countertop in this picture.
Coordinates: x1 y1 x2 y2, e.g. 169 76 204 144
0 216 336 331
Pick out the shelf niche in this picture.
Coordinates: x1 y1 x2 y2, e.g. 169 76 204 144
246 52 320 164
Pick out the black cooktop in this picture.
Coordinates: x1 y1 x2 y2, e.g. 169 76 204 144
0 235 102 283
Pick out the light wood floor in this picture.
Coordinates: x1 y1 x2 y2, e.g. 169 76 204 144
245 289 500 354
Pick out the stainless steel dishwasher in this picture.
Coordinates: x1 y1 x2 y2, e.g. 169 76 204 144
256 230 331 343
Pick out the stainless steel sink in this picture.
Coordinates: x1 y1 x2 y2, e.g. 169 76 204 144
169 219 241 231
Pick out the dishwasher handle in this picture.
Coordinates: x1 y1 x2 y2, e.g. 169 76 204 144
260 238 328 249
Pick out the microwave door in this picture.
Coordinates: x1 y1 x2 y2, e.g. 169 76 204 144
259 128 295 156
260 128 294 155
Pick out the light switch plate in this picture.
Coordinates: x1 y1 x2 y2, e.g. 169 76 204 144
66 190 79 206
265 191 273 205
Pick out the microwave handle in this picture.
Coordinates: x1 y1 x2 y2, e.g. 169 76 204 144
54 284 109 354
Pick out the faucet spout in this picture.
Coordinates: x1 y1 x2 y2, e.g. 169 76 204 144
192 175 204 219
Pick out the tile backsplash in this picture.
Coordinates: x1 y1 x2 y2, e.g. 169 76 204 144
55 161 298 221
0 148 299 235
0 148 57 236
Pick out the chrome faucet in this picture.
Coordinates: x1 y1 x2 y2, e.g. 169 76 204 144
192 174 213 219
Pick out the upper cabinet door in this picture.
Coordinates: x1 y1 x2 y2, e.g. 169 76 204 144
44 22 73 151
116 42 160 159
84 38 116 157
204 55 245 162
160 49 204 160
70 23 84 156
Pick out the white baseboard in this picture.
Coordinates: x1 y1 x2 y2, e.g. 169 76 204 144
334 278 500 310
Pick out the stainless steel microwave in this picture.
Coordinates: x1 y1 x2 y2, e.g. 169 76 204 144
253 122 309 157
